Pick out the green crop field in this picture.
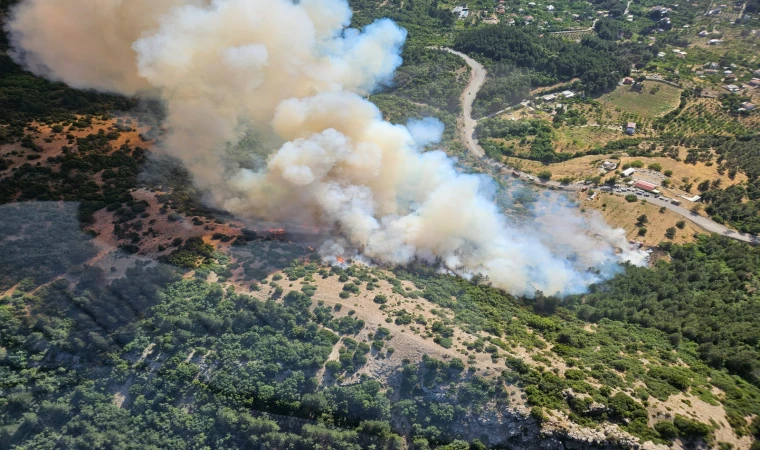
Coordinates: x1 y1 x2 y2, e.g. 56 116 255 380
599 81 682 119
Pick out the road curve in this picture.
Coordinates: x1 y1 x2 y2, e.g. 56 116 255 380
440 46 758 245
439 47 487 157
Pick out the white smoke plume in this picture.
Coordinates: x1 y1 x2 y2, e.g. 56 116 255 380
6 0 644 297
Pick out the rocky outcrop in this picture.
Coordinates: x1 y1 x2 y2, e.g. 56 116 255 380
540 414 669 450
446 390 669 450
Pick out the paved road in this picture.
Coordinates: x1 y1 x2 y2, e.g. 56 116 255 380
441 46 758 245
638 194 758 244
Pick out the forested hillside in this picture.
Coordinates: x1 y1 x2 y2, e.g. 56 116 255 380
454 27 630 95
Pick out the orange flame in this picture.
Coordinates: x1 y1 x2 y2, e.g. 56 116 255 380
336 256 345 264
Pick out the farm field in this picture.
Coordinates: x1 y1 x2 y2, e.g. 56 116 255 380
599 81 682 119
552 125 622 152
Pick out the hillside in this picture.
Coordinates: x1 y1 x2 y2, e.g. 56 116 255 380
2 112 760 449
1 0 760 448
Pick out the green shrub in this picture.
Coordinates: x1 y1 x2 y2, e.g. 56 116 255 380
674 415 711 437
434 337 453 348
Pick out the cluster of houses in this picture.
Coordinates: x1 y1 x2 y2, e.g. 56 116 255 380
454 0 591 26
718 68 760 108
589 165 708 209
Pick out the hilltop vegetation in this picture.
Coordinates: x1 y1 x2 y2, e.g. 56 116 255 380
454 27 629 96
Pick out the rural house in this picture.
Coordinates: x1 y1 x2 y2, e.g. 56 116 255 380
625 122 636 135
601 161 618 171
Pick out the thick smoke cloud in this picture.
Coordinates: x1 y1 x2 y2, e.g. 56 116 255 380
6 0 644 296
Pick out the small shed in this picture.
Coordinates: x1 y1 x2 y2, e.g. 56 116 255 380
626 122 636 135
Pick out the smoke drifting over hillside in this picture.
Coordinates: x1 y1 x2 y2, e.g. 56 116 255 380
6 0 644 296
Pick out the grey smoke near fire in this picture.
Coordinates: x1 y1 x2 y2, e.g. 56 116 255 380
6 0 645 296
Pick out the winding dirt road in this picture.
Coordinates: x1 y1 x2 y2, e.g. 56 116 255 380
440 47 487 157
440 46 758 245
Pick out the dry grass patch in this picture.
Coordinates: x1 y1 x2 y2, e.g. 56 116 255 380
0 115 154 173
584 193 701 246
553 126 623 153
506 154 614 180
505 152 747 189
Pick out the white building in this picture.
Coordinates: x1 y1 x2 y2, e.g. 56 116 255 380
561 90 575 98
622 168 636 177
453 5 470 19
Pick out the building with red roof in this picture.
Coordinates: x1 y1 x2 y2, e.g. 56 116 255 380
634 180 657 191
